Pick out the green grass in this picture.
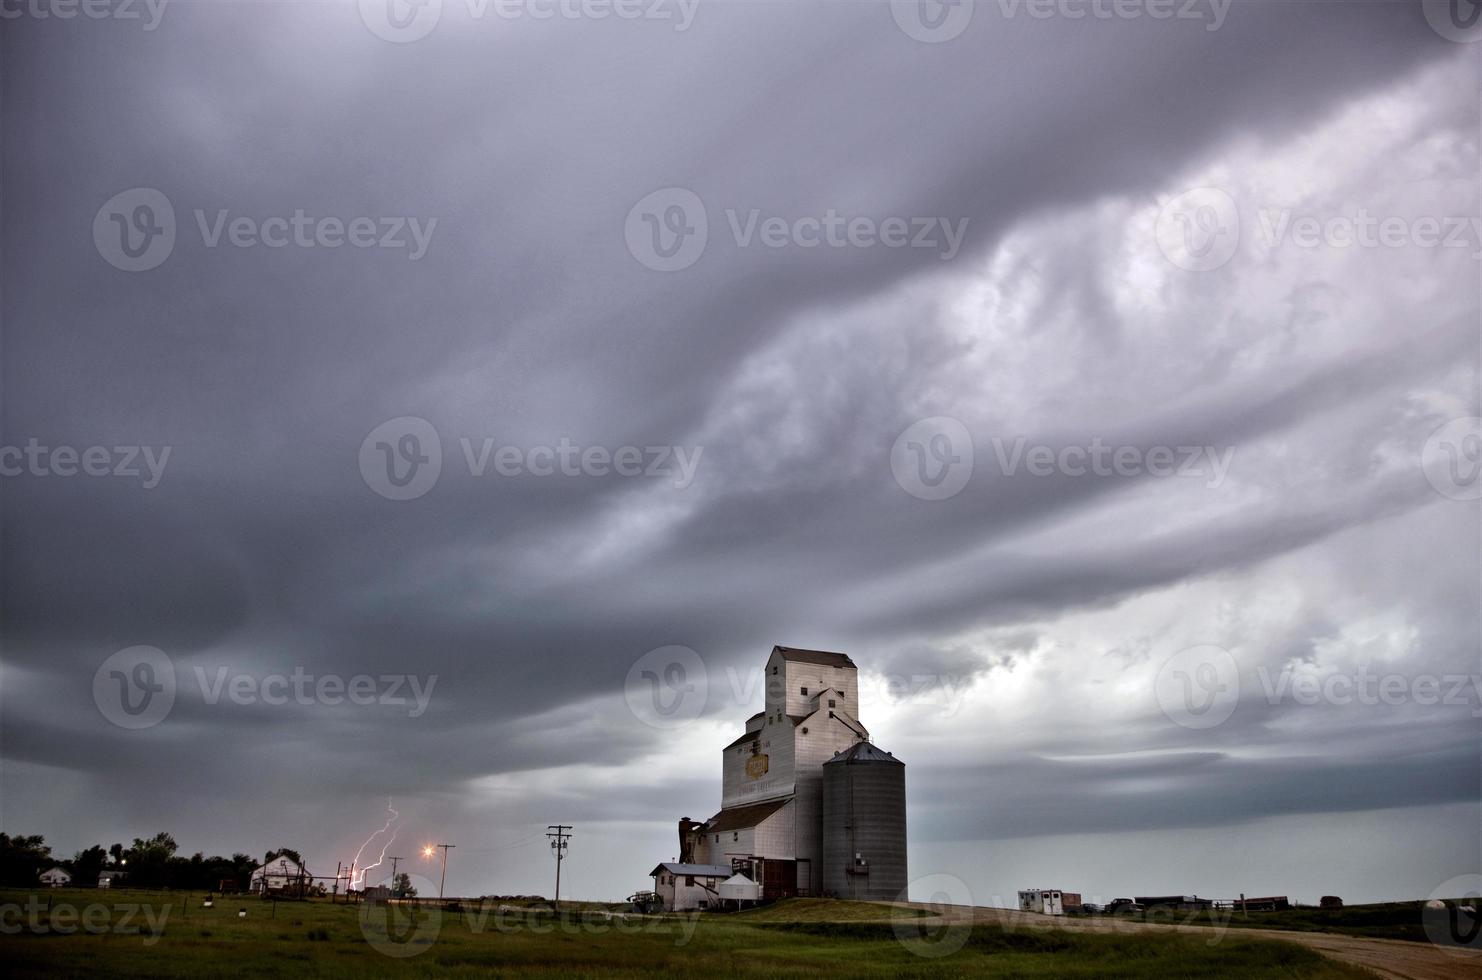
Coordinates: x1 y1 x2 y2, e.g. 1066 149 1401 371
0 888 1373 978
731 898 928 921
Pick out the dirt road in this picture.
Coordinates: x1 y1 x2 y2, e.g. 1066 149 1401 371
893 903 1482 979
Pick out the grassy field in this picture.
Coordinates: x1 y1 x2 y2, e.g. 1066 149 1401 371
731 898 929 922
0 888 1373 978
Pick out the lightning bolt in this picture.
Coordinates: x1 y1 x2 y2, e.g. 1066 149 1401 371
350 800 399 890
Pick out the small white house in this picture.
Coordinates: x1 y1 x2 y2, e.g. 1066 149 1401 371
39 867 71 888
1019 888 1081 916
250 856 311 895
649 863 733 911
97 870 123 889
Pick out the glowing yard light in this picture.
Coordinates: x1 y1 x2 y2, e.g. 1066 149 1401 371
422 845 435 859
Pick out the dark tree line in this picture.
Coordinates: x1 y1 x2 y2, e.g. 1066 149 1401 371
1 831 304 890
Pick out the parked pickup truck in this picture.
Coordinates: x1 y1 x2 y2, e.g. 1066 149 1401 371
1105 898 1146 915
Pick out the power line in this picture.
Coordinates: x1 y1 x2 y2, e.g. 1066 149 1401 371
546 825 571 907
465 831 547 854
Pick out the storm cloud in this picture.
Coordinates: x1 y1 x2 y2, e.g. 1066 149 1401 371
1 0 1477 904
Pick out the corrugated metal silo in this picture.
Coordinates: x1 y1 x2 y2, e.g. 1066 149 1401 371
821 741 907 901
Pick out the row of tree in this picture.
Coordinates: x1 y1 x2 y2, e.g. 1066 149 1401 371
0 831 306 891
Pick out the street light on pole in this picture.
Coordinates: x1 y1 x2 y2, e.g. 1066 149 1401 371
428 844 455 899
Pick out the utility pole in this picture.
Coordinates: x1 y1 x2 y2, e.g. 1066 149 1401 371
333 862 341 904
433 844 455 899
388 856 401 896
547 825 572 907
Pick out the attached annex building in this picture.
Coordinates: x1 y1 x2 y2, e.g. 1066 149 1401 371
664 645 907 908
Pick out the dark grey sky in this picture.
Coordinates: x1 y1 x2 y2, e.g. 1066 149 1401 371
2 0 1478 905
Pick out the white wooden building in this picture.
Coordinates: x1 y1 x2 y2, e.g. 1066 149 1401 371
39 867 71 887
250 856 311 895
648 863 733 911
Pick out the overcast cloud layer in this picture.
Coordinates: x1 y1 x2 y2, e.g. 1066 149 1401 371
2 0 1479 905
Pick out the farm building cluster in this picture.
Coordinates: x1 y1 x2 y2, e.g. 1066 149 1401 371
1016 891 1319 915
650 646 908 910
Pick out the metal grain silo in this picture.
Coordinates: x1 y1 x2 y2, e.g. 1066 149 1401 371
822 741 907 901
